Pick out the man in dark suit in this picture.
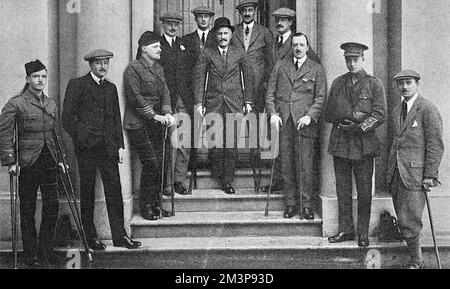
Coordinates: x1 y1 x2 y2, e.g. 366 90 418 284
324 43 386 248
261 7 321 194
62 49 141 250
266 33 327 220
195 17 254 195
159 13 192 196
388 70 444 269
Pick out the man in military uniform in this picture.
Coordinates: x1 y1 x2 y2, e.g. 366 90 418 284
62 50 141 250
195 17 254 195
260 7 321 194
159 13 192 196
325 43 386 248
0 60 69 266
266 33 327 220
388 70 444 269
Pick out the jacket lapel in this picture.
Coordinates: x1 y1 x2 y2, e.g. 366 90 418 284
399 95 422 134
247 24 261 51
234 24 245 49
294 58 312 81
211 47 226 77
282 59 295 85
226 46 240 75
276 33 292 60
392 105 401 135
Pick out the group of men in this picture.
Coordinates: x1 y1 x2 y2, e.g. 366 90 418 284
0 0 443 270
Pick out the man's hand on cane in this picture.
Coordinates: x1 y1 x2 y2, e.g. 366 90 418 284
297 115 312 131
8 164 17 176
423 178 441 192
243 104 253 115
197 105 206 118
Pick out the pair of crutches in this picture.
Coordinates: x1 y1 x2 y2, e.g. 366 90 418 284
9 122 20 269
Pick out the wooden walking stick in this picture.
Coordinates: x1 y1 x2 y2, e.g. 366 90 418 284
424 182 442 269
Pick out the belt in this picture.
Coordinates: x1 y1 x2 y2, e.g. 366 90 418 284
21 131 54 140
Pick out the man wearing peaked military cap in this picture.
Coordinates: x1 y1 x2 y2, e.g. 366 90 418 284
63 49 141 251
388 69 443 269
324 41 386 248
83 49 113 62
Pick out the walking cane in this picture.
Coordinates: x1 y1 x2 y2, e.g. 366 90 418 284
160 125 169 219
424 184 442 269
52 129 93 263
170 126 176 217
239 64 258 193
9 121 20 269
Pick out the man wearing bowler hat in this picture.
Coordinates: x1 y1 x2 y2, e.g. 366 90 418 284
260 7 322 194
62 49 141 250
159 13 193 196
324 42 386 248
194 17 254 195
388 70 444 269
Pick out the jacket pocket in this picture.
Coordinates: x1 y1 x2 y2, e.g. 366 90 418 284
22 114 40 131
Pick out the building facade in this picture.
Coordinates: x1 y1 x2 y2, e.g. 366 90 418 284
1 0 449 240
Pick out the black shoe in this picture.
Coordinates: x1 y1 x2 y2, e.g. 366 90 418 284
328 232 355 243
223 183 236 195
87 239 107 251
284 206 296 219
113 236 142 250
153 206 173 218
261 180 284 193
141 205 159 221
174 182 191 195
358 235 370 248
303 208 315 220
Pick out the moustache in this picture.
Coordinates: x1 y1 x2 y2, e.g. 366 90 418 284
277 25 284 28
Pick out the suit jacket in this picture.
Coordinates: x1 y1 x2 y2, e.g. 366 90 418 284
159 35 192 112
62 73 124 158
233 23 274 111
123 58 172 130
272 31 321 69
266 57 327 138
184 30 217 68
0 88 65 168
387 95 444 191
194 45 254 114
324 70 386 160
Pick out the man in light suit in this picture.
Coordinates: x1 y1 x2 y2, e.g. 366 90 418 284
266 33 327 220
261 7 321 194
195 17 254 195
388 70 444 269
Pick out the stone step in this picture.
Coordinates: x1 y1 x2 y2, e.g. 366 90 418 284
130 211 322 239
136 189 285 213
2 236 449 269
186 169 272 190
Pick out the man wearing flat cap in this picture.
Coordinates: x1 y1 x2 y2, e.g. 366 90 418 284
158 13 193 196
194 17 254 195
184 7 217 192
260 7 322 194
62 49 141 251
0 60 70 267
387 70 444 269
324 42 386 248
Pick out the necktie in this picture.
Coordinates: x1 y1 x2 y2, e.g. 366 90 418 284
201 32 206 46
295 59 300 71
401 100 408 122
171 38 175 47
277 36 283 49
221 50 227 63
245 26 250 36
99 79 103 86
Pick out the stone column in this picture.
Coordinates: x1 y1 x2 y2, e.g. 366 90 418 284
74 0 132 238
296 0 318 51
317 0 376 236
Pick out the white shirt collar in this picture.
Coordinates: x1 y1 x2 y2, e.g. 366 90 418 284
164 34 176 46
244 21 255 30
279 30 292 43
197 29 210 39
294 55 307 67
218 46 228 55
90 72 104 85
402 93 419 113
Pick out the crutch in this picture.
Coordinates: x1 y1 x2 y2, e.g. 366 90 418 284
53 128 93 263
159 125 169 219
189 68 209 194
9 121 20 269
239 64 258 193
424 183 442 269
